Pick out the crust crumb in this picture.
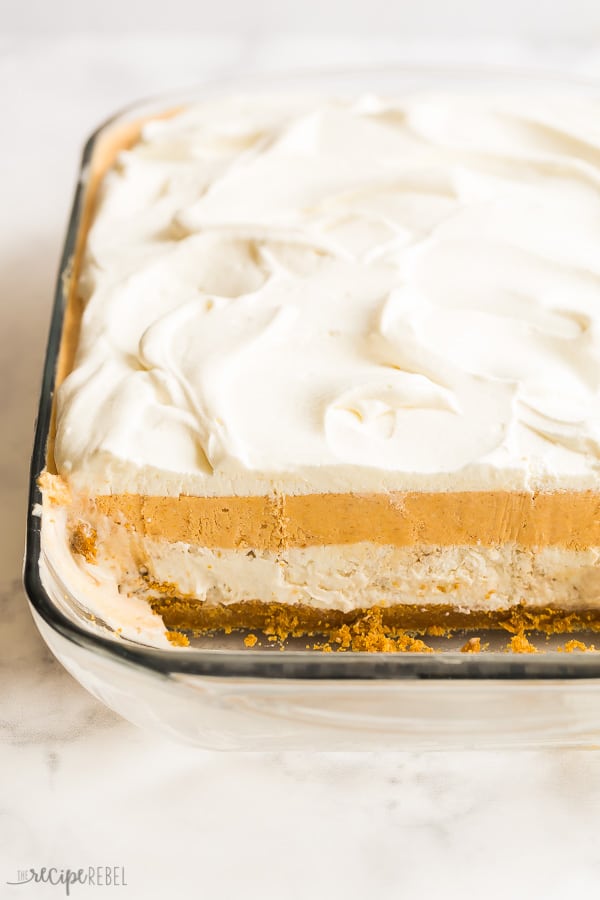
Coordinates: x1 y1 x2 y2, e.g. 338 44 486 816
461 637 482 653
507 632 537 654
314 608 433 653
166 630 189 647
145 578 184 599
557 639 596 653
244 633 258 647
69 522 97 562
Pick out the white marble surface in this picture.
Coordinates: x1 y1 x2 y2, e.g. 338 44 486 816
4 34 600 898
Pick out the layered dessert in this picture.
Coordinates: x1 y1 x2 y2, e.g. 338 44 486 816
41 91 600 644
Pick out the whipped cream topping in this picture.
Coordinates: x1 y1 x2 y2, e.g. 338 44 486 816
56 92 600 495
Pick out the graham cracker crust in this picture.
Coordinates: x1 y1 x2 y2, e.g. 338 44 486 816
147 595 600 649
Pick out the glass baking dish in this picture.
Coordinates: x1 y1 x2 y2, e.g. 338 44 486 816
24 64 600 749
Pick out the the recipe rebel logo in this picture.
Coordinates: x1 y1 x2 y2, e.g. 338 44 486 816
7 866 128 895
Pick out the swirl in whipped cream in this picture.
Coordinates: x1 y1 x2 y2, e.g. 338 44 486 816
56 92 600 495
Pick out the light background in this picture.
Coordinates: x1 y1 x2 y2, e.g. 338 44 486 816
7 0 600 42
3 4 600 898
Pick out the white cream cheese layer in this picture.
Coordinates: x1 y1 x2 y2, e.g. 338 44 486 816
145 541 600 613
56 92 600 496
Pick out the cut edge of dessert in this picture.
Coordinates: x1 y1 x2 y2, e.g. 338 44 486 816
40 471 600 650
